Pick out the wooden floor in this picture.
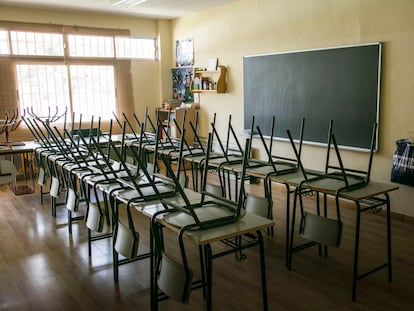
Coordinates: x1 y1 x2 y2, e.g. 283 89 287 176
0 178 413 311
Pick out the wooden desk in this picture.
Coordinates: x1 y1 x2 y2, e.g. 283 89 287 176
289 179 398 300
0 141 39 195
126 137 399 300
140 200 274 311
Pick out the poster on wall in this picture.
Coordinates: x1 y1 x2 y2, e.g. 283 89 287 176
176 39 194 67
172 66 194 103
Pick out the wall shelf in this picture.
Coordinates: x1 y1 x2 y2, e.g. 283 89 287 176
191 65 227 93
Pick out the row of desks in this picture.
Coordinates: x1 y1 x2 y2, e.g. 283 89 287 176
31 137 274 310
11 135 400 305
180 145 399 301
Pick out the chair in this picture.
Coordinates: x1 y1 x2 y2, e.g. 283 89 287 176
106 128 179 282
209 115 244 200
149 135 251 306
22 110 65 204
287 121 377 270
72 129 125 258
48 123 98 233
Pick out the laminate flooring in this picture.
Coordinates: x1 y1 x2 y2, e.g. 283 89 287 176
0 179 413 311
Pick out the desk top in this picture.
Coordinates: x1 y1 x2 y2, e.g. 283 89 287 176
133 191 274 245
328 181 399 201
269 170 312 186
183 213 274 245
268 170 399 200
0 141 39 155
145 205 274 245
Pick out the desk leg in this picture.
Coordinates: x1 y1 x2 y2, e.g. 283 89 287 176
257 230 269 311
204 244 213 311
352 201 361 301
352 194 393 301
287 189 298 270
199 245 207 299
150 223 157 311
264 176 274 237
282 183 291 268
386 193 393 282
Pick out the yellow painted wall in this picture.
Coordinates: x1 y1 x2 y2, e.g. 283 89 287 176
171 0 414 216
1 1 414 217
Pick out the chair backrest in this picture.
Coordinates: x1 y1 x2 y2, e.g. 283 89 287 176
300 211 342 247
66 188 79 213
114 221 139 259
85 202 104 232
0 160 17 185
50 176 61 198
157 252 193 303
245 193 270 218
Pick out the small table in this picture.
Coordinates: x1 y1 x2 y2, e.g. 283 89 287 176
288 180 399 300
0 141 38 195
138 200 274 311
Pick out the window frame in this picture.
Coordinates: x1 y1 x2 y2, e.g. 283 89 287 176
0 21 153 130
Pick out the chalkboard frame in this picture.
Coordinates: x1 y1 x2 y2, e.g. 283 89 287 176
243 42 382 152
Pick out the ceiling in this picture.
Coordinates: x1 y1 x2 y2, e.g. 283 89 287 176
0 0 237 19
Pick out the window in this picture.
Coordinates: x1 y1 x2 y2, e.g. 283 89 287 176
0 21 156 125
10 31 64 56
115 37 156 59
0 30 9 54
70 65 116 120
68 34 114 58
16 64 116 120
16 64 70 117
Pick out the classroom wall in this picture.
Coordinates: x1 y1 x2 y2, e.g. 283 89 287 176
1 1 413 217
0 4 166 122
171 0 414 217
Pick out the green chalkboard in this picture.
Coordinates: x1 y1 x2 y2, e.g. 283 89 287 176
243 43 381 151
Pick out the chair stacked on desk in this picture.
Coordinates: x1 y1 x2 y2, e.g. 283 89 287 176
19 105 396 304
106 122 182 282
148 134 272 310
22 109 72 215
246 117 307 249
286 121 377 270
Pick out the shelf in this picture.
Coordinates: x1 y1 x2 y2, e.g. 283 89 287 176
191 90 217 94
191 65 227 93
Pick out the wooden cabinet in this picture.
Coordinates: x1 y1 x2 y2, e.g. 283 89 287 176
191 65 227 93
156 107 196 145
